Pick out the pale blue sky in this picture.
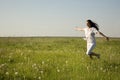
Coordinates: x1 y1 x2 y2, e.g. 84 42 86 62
0 0 120 37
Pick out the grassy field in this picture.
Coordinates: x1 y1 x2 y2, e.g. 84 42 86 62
0 37 120 80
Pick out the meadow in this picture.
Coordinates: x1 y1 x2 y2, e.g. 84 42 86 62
0 37 120 80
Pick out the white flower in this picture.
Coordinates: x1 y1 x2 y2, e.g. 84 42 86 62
15 72 18 75
21 53 23 56
9 56 12 58
5 72 9 75
115 66 118 69
47 59 50 62
87 67 89 70
28 50 31 52
32 63 36 67
0 63 7 68
100 67 103 70
38 76 41 80
57 69 60 72
34 67 38 70
40 71 43 74
1 64 5 67
42 61 44 64
65 61 68 64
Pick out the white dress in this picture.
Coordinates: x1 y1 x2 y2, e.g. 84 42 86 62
84 27 98 55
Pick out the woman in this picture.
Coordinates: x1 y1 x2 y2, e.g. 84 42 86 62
75 20 109 59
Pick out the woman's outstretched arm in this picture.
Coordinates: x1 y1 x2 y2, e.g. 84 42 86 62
98 31 109 41
74 27 84 31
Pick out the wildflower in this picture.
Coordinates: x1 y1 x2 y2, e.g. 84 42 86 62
23 76 26 79
34 66 38 70
115 66 118 69
32 63 36 67
28 50 31 53
5 72 9 75
57 69 60 72
9 55 12 58
0 63 6 68
103 70 106 73
38 76 41 80
65 60 68 64
47 59 50 62
21 53 23 56
100 67 103 70
1 64 5 67
42 61 44 65
40 71 43 74
87 66 89 70
15 72 18 75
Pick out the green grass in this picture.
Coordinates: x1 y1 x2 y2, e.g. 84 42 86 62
0 37 120 80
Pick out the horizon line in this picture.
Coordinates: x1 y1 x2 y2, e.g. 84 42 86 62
0 36 119 38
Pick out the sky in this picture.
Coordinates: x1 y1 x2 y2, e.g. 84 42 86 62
0 0 120 37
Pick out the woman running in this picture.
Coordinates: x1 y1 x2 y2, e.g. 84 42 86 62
75 20 109 59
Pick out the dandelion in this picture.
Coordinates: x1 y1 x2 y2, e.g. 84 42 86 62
47 59 50 62
103 70 106 73
28 50 31 53
38 76 41 80
100 67 103 70
1 64 5 67
23 76 26 79
65 60 68 64
34 66 38 70
115 66 118 69
21 53 23 56
5 72 9 75
32 63 36 67
42 61 45 65
9 55 12 58
87 66 89 70
15 72 18 75
40 71 44 74
57 69 60 72
0 63 6 68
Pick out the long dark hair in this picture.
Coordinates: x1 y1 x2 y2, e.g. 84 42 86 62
87 20 99 31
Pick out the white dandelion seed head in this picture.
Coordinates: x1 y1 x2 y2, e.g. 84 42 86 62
32 63 37 67
100 67 103 70
21 53 23 56
57 69 60 72
15 72 18 75
65 60 68 64
42 61 45 64
38 76 41 80
1 64 5 67
5 72 9 75
115 66 118 69
9 55 12 58
87 67 89 70
40 71 43 74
